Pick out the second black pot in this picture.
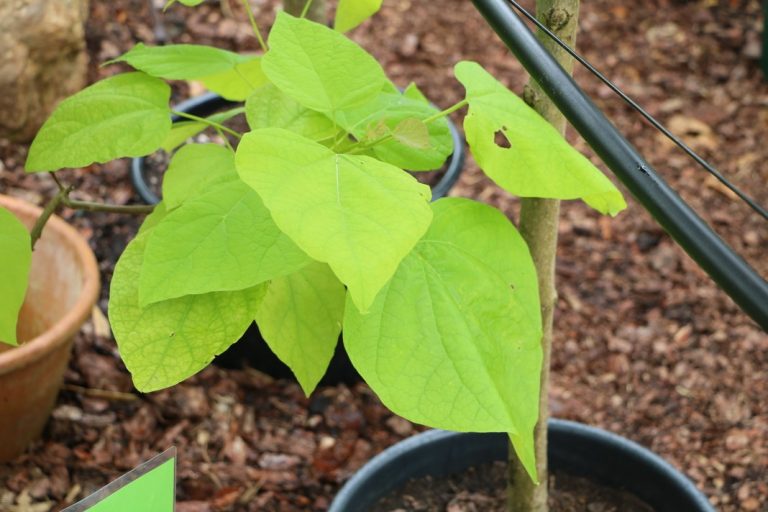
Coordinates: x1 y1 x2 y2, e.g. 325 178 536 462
329 419 715 512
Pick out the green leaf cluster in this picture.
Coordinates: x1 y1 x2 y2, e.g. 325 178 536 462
23 9 627 483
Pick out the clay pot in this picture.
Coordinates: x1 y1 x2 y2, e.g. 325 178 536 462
0 194 99 462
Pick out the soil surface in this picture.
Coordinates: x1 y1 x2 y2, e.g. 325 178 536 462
1 0 767 511
372 462 654 512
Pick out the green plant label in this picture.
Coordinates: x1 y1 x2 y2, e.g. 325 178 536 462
64 448 175 511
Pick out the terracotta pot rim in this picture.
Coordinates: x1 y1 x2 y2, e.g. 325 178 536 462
0 194 100 374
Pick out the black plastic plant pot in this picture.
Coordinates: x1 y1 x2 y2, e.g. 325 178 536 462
329 419 715 512
131 93 466 384
131 92 466 204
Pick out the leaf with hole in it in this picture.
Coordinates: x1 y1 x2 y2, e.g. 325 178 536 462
455 61 626 216
139 179 310 306
110 233 265 392
199 57 269 101
161 107 245 152
162 143 239 209
0 208 31 346
332 89 453 171
334 0 383 32
111 43 247 80
262 12 387 112
236 128 432 312
245 84 338 141
26 73 171 172
344 197 542 481
256 262 345 396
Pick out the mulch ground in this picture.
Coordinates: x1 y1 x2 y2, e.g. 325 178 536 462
1 0 766 510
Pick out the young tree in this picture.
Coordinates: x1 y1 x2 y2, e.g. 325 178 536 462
508 1 581 511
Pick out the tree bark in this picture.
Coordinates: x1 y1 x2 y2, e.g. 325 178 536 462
507 1 580 511
283 0 327 21
0 0 89 142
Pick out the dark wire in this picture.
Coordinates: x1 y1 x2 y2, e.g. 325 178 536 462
505 0 768 222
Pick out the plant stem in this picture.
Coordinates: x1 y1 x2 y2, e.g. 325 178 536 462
300 0 315 18
171 110 243 139
507 1 580 512
30 185 72 250
30 182 155 250
283 0 326 21
61 198 155 215
421 98 468 125
240 0 268 51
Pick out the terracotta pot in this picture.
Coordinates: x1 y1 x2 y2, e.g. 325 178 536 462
0 194 99 462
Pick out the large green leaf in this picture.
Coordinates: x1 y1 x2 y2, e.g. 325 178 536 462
236 128 432 312
262 12 387 112
110 233 265 392
334 0 383 32
245 84 338 141
26 73 171 172
162 143 239 209
256 262 346 396
112 43 246 80
331 88 452 171
0 208 31 345
344 197 542 481
455 61 626 216
139 179 310 305
200 57 268 101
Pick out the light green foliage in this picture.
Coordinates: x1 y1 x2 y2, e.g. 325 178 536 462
112 43 246 80
392 118 430 149
245 84 337 141
256 262 346 395
162 143 239 209
335 0 383 32
110 233 265 392
0 208 31 345
455 61 626 215
262 12 387 112
236 128 432 312
344 197 542 481
332 88 453 171
161 107 245 153
199 58 268 101
139 179 310 305
26 73 171 172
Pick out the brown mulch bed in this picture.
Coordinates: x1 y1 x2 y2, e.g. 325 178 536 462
1 0 766 510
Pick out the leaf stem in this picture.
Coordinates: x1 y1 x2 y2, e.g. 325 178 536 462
61 198 156 215
300 0 315 18
30 178 155 250
171 110 243 139
239 0 268 52
421 98 468 125
30 185 72 250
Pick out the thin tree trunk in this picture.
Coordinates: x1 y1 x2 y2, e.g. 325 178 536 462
507 1 580 511
283 0 326 21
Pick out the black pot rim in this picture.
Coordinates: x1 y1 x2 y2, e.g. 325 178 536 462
329 419 715 512
131 92 465 205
